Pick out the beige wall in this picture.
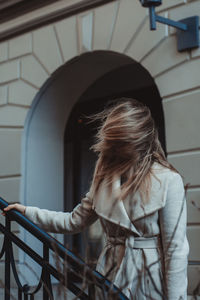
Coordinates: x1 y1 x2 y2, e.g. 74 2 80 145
0 0 199 293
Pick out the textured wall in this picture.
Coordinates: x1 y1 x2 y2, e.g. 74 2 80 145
0 0 199 293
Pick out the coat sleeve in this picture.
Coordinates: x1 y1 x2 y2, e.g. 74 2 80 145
159 172 189 300
24 192 98 233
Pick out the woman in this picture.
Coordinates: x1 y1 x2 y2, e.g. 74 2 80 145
3 98 189 300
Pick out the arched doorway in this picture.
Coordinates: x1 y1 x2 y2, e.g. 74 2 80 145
64 58 165 256
22 50 165 283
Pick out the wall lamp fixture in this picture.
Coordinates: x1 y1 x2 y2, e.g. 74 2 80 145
139 0 200 52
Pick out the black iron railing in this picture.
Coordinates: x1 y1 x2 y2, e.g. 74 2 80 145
0 197 128 300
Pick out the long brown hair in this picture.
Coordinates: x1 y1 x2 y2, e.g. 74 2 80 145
90 98 179 203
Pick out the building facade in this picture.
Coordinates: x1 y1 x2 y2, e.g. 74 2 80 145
0 0 200 295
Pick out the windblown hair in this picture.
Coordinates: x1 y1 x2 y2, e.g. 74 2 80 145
90 98 179 203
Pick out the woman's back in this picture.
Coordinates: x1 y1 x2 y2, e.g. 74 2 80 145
93 161 189 299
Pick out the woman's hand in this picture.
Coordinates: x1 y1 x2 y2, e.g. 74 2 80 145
1 203 26 216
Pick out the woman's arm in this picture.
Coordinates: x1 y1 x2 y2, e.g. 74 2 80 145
159 172 189 300
3 192 98 234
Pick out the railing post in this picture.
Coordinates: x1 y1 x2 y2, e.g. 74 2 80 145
88 283 95 299
4 216 11 300
42 243 53 300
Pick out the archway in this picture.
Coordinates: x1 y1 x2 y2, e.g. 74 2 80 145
64 59 165 255
22 50 165 283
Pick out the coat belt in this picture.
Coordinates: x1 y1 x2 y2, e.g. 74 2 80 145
106 235 161 249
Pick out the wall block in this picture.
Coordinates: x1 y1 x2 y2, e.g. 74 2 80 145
0 106 28 127
0 130 22 176
33 25 63 74
78 12 94 52
168 152 200 187
9 33 32 59
110 0 146 53
93 1 117 50
157 0 185 12
188 265 200 295
142 35 189 77
191 44 200 58
0 42 8 62
55 16 78 62
21 55 48 88
126 16 166 62
0 177 21 204
156 59 200 97
0 60 19 84
8 80 38 106
187 226 200 260
0 86 7 105
169 1 200 20
187 189 200 224
163 90 200 152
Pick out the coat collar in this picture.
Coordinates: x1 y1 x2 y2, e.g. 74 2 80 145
92 162 171 233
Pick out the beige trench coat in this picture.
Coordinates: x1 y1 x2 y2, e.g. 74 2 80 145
25 162 189 300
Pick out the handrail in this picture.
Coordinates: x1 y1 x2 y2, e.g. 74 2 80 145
0 197 128 300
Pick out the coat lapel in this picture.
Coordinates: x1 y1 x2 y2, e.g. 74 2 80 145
122 168 169 222
93 162 170 232
93 176 140 234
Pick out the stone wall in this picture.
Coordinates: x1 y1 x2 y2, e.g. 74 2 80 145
0 0 199 293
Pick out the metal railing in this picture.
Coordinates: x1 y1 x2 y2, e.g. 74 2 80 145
0 197 128 300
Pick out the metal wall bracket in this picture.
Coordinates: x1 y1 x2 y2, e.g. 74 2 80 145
176 16 199 52
139 0 200 52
